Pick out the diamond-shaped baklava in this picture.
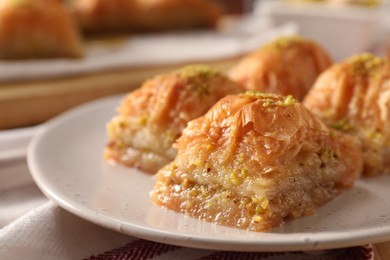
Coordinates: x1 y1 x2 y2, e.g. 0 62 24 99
304 53 390 177
71 0 139 33
0 0 84 59
229 35 332 101
72 0 223 34
105 65 243 173
151 92 362 231
134 0 223 32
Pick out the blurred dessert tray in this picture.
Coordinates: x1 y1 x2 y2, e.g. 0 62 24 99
0 16 297 129
2 0 387 129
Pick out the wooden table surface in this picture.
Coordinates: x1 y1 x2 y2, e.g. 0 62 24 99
1 59 390 259
0 58 239 129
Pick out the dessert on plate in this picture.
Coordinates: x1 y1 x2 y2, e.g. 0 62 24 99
229 35 332 101
151 92 362 231
304 53 390 177
72 0 223 33
105 64 243 173
134 0 223 32
0 0 84 59
71 0 139 33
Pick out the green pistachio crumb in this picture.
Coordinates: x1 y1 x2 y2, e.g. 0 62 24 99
275 95 297 107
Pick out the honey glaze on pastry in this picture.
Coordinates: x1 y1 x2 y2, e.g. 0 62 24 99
0 0 84 59
151 92 362 231
133 0 223 32
229 35 332 101
105 65 243 173
304 53 390 177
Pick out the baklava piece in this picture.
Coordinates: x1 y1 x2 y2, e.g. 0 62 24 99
229 35 332 101
72 0 223 34
304 53 390 177
134 0 223 32
0 0 84 59
151 92 362 231
105 65 243 173
71 0 139 34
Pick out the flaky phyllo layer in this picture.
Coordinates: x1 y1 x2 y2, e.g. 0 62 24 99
0 0 84 59
151 92 362 231
229 35 332 101
304 53 390 177
105 65 243 173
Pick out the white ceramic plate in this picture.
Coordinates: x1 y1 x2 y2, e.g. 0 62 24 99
28 95 390 252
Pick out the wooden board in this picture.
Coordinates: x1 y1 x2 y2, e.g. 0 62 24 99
0 58 239 129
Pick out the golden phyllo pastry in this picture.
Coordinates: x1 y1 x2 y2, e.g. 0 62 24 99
229 36 332 101
72 0 139 33
0 0 84 59
304 53 390 177
105 65 243 173
134 0 223 32
151 92 362 231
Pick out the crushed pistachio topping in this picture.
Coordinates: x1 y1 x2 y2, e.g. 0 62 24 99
262 98 274 108
240 168 248 178
180 65 221 95
181 178 190 189
320 148 335 163
243 90 277 99
179 64 221 79
263 35 305 50
137 114 149 125
164 129 177 144
189 189 199 197
253 215 263 223
229 167 249 186
255 205 265 214
187 82 211 95
261 198 269 209
185 200 193 209
193 159 202 167
331 118 353 132
348 53 384 76
275 95 296 107
118 120 126 129
366 130 382 140
237 152 245 162
244 91 297 108
230 172 240 186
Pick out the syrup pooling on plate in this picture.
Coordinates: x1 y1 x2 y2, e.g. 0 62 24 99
151 92 362 231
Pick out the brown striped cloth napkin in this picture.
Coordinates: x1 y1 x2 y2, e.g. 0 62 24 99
87 239 373 260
